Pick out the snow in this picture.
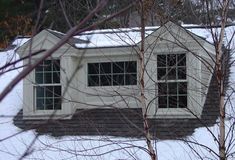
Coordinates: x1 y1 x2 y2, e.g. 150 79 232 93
0 25 235 160
75 30 153 48
12 38 30 47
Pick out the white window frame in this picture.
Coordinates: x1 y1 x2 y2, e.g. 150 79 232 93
87 61 137 87
34 59 62 110
156 53 188 109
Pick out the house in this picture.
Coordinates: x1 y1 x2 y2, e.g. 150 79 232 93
14 21 223 139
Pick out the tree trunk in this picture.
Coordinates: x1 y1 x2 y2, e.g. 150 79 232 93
139 1 157 160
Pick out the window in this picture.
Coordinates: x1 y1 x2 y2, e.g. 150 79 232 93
157 54 187 108
35 60 61 110
88 61 137 86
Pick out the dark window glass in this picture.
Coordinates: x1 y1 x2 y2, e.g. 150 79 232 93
54 98 61 110
168 68 176 80
168 82 177 95
45 86 53 98
157 68 166 80
100 62 111 74
35 60 61 110
44 60 52 71
35 73 43 84
158 96 167 108
100 75 111 86
169 96 177 108
88 75 99 86
44 72 52 83
54 86 61 97
157 55 166 67
178 67 186 79
179 96 187 108
125 61 136 73
178 82 187 94
177 54 186 66
52 60 60 72
88 61 137 86
36 87 44 98
45 98 53 110
158 83 167 95
35 63 43 71
113 74 124 86
53 72 60 83
113 62 124 73
157 54 187 108
167 54 176 66
125 74 137 85
88 63 99 74
36 98 44 110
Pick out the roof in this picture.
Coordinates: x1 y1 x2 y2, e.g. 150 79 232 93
12 22 235 50
46 29 89 46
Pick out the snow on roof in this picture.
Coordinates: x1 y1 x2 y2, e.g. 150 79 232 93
75 24 235 49
11 24 235 50
75 29 154 48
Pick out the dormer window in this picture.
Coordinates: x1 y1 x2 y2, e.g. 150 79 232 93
88 61 137 86
35 60 61 110
157 54 187 108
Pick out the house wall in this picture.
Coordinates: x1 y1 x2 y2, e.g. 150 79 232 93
142 23 215 119
71 48 141 111
144 43 204 118
22 55 74 119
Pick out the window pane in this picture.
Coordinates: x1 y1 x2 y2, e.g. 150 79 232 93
168 82 177 95
157 55 166 67
36 87 44 98
88 63 99 74
178 67 186 79
157 68 166 80
35 73 43 84
36 98 44 110
113 62 124 73
158 96 167 108
179 82 187 94
125 74 137 85
167 54 176 66
44 72 52 83
54 86 61 97
35 63 43 71
100 75 111 86
44 60 52 71
45 98 53 110
52 60 60 72
54 98 61 110
45 86 53 98
53 72 60 83
177 54 186 66
167 68 176 80
113 74 124 86
125 61 136 73
88 75 99 86
100 62 111 74
169 96 177 108
158 83 167 95
179 96 187 108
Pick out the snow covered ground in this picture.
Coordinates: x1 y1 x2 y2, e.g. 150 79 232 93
0 26 234 160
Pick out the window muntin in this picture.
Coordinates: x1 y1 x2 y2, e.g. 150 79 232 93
157 54 187 108
35 60 61 110
88 61 137 86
